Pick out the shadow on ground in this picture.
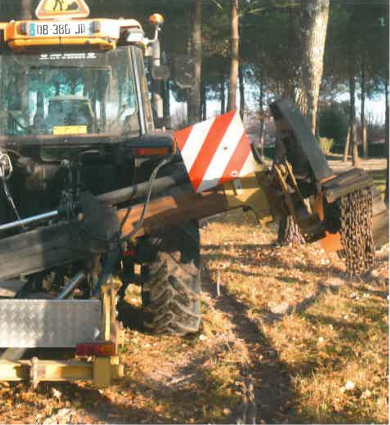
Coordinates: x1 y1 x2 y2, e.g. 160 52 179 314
201 268 300 424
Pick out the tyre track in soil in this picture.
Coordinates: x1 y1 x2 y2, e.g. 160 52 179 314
201 269 299 424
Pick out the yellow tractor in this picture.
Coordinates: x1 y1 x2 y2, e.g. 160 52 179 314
0 0 387 387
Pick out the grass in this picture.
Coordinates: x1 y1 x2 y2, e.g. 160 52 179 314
368 169 387 196
202 208 388 423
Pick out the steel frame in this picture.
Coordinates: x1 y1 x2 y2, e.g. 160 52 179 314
0 278 124 388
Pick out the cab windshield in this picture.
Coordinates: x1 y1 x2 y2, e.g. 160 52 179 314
0 47 138 138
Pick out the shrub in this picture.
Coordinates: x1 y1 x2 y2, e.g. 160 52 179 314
319 108 349 146
319 137 334 154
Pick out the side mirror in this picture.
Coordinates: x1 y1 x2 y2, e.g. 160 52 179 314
151 65 170 81
174 56 195 89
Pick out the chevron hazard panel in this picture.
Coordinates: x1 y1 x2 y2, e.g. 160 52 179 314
174 111 258 193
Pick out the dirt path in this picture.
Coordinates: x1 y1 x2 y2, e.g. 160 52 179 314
328 158 387 172
202 269 296 424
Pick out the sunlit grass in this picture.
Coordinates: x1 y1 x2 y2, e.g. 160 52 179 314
368 169 387 196
203 209 388 424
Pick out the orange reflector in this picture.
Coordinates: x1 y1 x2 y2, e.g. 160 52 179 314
314 193 343 253
76 342 116 357
321 231 342 253
149 13 165 27
130 147 169 157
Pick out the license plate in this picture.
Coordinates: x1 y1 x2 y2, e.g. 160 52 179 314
53 125 88 135
29 21 92 37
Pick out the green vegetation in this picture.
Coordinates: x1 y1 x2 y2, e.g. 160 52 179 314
319 137 335 154
369 169 387 196
319 108 349 147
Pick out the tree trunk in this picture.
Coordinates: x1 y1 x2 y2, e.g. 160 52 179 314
278 215 306 246
316 101 321 138
187 0 202 125
20 0 32 19
343 127 351 162
228 0 239 111
349 60 359 166
361 59 368 158
239 64 245 119
220 74 226 115
163 79 171 118
284 6 299 97
278 0 330 246
294 0 330 133
220 75 226 115
201 81 207 121
259 72 265 158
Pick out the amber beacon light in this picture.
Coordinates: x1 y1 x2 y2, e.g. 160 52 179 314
149 13 165 27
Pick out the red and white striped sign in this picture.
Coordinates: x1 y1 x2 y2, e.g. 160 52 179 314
174 111 259 193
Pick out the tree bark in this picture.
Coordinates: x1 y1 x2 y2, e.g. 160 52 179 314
278 0 330 246
259 72 265 158
343 127 351 162
361 59 368 158
187 0 202 125
284 6 300 98
201 81 207 121
220 74 226 115
228 0 239 112
349 59 359 166
278 215 306 246
239 64 245 119
385 79 389 205
163 79 171 118
294 0 330 134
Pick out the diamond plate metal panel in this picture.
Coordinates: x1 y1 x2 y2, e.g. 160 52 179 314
0 300 101 348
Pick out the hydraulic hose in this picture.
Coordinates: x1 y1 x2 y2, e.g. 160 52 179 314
97 168 187 206
0 168 188 234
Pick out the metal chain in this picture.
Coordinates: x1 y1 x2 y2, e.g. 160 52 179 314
339 187 376 275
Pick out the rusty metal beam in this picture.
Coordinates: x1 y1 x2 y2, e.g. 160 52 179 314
118 188 228 237
0 186 229 281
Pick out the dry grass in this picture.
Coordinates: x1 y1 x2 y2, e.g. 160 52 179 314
202 208 388 424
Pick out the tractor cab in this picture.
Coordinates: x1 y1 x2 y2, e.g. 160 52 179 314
0 0 167 148
0 51 141 139
45 95 96 134
0 0 174 224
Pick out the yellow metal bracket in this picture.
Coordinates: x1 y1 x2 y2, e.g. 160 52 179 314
223 172 273 223
0 356 124 389
0 276 125 388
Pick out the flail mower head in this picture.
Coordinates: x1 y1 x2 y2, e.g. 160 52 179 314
269 99 388 275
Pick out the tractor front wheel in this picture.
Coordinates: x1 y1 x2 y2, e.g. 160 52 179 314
141 223 201 336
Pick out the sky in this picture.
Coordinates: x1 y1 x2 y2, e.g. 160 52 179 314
171 88 387 128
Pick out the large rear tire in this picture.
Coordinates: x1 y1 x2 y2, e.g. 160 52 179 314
141 222 201 336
